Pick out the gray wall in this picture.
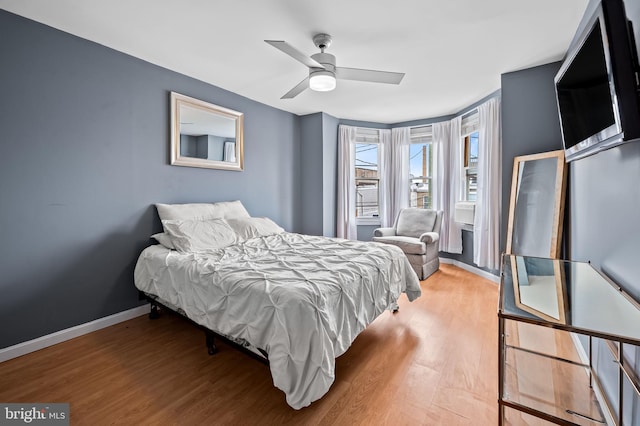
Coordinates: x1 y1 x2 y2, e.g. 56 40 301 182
298 112 339 237
299 113 324 236
180 135 198 157
500 62 564 255
439 229 486 268
321 113 339 237
0 10 301 349
567 142 640 267
205 135 226 161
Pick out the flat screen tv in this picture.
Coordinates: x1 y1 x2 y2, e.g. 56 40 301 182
555 0 640 162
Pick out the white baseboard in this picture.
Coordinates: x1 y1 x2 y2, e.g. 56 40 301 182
439 257 500 284
0 304 149 363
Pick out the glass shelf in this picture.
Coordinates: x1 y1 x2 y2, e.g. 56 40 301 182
499 255 640 426
500 255 640 344
503 323 605 425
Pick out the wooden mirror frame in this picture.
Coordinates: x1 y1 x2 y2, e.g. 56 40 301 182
510 256 568 324
170 92 244 171
506 150 567 258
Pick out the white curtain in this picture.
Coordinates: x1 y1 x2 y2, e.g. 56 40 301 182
386 127 410 225
378 129 392 227
433 118 464 253
474 97 502 270
337 125 358 239
432 121 451 249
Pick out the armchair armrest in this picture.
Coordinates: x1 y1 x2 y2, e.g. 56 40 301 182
420 232 439 244
374 227 396 237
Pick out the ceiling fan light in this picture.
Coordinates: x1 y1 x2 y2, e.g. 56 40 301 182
309 70 336 92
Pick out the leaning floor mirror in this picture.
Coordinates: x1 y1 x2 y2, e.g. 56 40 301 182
506 150 568 258
170 92 244 171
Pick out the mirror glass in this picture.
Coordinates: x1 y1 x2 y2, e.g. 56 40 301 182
510 256 567 324
170 92 243 171
506 150 567 258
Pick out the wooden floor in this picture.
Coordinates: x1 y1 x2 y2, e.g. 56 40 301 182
0 264 499 425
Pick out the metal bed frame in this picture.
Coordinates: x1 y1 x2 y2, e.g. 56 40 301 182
139 291 269 365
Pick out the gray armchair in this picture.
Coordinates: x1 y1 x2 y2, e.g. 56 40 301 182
373 208 443 280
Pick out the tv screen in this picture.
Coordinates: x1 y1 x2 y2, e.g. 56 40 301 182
556 21 616 150
554 0 640 162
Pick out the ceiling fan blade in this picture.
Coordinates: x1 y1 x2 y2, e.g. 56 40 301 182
336 67 405 84
265 40 325 69
281 77 309 99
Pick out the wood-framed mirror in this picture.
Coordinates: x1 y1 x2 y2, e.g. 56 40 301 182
506 150 567 258
170 92 244 171
510 256 568 324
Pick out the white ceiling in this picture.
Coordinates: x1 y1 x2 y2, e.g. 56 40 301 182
0 0 589 123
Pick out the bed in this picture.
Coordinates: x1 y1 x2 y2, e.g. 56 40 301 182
134 201 421 409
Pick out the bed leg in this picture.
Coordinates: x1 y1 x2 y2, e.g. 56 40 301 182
149 303 160 320
205 331 217 355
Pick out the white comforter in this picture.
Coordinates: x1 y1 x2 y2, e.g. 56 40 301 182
134 232 421 409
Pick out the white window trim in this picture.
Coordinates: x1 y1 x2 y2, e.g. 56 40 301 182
410 125 433 143
461 110 479 137
408 125 435 210
461 111 479 210
355 128 382 225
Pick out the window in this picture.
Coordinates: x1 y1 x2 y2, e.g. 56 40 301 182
409 125 433 209
461 110 479 202
355 129 381 220
464 131 479 201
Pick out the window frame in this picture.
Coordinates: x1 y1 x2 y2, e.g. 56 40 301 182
461 111 479 203
463 131 479 202
409 125 434 210
354 129 382 225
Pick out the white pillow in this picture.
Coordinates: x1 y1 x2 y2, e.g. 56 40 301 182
226 217 284 241
162 218 238 253
151 232 175 250
156 200 250 231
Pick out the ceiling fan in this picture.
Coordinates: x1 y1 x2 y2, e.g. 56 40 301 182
264 33 405 99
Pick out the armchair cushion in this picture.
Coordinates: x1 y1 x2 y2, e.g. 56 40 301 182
373 236 426 255
396 209 438 238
